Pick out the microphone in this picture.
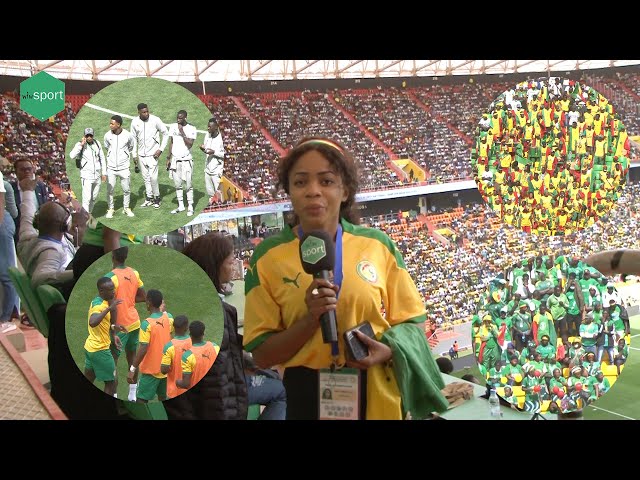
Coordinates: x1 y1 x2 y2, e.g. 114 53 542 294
299 230 338 343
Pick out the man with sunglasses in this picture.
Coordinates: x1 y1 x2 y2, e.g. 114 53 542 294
70 127 106 214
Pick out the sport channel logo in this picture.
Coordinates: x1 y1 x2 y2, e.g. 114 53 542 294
20 71 65 121
301 236 326 265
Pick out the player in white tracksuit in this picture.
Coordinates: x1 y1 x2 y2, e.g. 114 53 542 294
103 114 135 218
69 127 106 214
200 118 225 205
166 110 197 216
130 103 169 209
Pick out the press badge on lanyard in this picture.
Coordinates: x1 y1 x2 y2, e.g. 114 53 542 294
318 368 360 420
301 224 359 419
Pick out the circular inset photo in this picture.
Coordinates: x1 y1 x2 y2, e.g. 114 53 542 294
471 255 630 416
64 77 219 236
66 244 224 403
471 77 630 236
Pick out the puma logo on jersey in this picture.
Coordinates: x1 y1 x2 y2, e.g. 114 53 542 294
155 319 164 327
124 276 132 282
283 272 301 288
201 352 211 360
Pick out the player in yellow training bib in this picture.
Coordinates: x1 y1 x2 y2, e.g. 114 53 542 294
83 277 126 397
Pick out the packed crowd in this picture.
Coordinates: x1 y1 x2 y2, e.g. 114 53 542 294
473 257 629 414
0 92 74 195
584 73 640 137
4 69 639 205
472 77 630 235
5 79 638 332
371 179 640 327
183 176 639 334
226 78 638 200
204 96 281 201
464 183 637 312
240 91 399 190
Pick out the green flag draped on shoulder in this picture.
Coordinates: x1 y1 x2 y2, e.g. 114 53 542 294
381 323 448 419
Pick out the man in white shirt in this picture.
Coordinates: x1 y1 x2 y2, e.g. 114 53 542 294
166 110 197 216
103 115 135 219
130 103 169 209
479 113 491 131
602 282 622 307
548 77 562 100
70 127 106 214
200 118 225 206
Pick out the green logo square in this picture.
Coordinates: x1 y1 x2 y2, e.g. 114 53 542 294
301 236 326 265
20 71 65 121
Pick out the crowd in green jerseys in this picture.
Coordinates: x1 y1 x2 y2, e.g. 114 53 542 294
471 78 630 236
472 256 630 414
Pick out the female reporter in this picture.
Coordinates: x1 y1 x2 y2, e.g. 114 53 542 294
243 137 447 420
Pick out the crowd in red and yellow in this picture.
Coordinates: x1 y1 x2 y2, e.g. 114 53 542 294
472 78 630 236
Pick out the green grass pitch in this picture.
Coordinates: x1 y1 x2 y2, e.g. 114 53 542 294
65 244 224 402
64 77 213 237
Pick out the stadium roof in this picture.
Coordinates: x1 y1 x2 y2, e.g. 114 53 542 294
1 60 640 82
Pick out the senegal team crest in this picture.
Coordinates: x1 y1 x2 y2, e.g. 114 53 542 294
356 261 378 283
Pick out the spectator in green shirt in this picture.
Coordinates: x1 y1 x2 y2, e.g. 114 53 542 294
564 275 584 340
506 292 522 315
534 272 554 301
512 303 532 351
535 334 556 361
567 365 589 407
608 300 627 340
579 312 599 356
502 385 519 409
594 370 611 399
582 351 600 376
586 285 601 312
568 339 586 368
614 338 628 375
488 360 505 388
534 305 557 348
597 314 615 364
521 365 542 413
591 302 604 325
549 367 567 393
496 307 513 347
504 355 524 386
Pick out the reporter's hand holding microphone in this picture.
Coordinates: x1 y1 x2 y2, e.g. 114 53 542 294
300 230 391 369
304 278 338 325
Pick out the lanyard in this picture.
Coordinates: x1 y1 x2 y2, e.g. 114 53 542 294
298 223 343 361
333 224 343 298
